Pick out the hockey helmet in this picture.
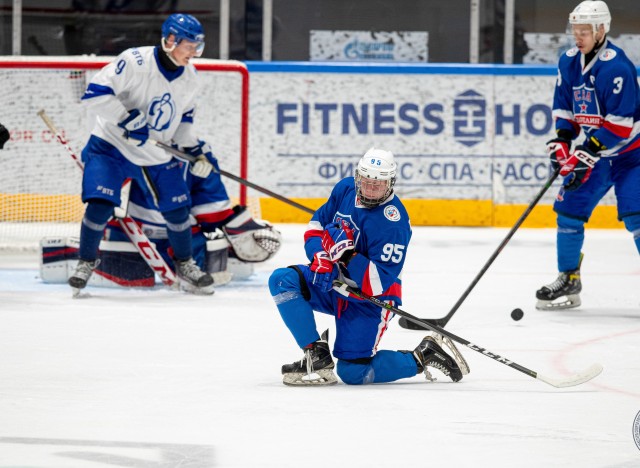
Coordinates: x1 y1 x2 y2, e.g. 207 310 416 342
569 1 611 34
355 147 397 208
161 13 205 56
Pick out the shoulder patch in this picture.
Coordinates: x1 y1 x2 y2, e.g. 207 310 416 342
599 48 617 61
566 47 579 57
383 205 401 222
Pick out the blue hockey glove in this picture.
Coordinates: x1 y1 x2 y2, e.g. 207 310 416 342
0 123 8 149
321 220 355 263
185 141 215 178
118 109 149 146
560 144 600 192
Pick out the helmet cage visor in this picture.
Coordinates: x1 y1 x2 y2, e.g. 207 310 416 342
355 172 395 208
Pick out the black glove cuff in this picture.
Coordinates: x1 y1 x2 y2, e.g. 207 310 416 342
556 129 574 143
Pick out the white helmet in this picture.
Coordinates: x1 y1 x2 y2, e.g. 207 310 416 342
569 1 611 34
355 147 397 208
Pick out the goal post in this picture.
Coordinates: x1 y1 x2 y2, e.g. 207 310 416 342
0 56 250 251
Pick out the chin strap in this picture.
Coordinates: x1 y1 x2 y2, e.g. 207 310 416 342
161 38 181 67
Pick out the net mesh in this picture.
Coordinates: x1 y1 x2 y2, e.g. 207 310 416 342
0 57 252 251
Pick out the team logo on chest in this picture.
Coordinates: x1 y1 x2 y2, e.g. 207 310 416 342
333 212 361 246
572 84 603 129
148 92 175 132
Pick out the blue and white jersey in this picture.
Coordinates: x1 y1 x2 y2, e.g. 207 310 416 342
82 46 200 166
304 177 412 305
553 39 640 157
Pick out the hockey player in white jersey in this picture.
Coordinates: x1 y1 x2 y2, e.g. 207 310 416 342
70 13 216 295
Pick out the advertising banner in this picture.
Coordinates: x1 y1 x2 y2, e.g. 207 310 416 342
310 31 428 62
247 64 618 212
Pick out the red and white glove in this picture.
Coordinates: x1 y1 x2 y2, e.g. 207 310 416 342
310 251 333 274
321 220 355 262
560 145 600 192
546 137 571 171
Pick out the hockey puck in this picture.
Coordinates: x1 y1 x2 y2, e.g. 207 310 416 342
511 308 524 321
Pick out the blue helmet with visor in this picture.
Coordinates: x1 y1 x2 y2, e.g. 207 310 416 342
161 14 205 57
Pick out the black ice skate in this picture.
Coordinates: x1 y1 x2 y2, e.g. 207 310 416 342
68 259 101 296
413 334 469 382
173 257 215 295
282 329 338 386
535 269 581 310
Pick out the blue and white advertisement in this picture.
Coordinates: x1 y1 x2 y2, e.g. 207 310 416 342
247 64 617 206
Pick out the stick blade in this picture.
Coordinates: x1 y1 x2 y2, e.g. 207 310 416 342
536 363 603 388
398 316 446 330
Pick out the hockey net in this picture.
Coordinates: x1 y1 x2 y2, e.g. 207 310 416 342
0 56 253 251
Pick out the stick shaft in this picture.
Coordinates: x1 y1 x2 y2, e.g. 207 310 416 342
333 281 539 379
151 139 316 215
400 168 560 329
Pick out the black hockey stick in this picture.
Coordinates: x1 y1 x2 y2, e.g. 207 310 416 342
151 139 316 215
332 280 602 388
399 168 561 330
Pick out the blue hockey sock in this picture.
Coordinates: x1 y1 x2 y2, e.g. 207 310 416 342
163 207 192 260
622 214 640 254
269 268 319 348
79 200 114 261
557 214 585 272
336 350 418 385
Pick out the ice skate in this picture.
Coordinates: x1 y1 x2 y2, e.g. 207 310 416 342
413 334 469 382
282 329 338 386
536 269 581 310
173 257 215 295
68 259 100 297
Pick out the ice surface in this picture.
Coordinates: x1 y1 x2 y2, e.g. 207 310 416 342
0 225 639 467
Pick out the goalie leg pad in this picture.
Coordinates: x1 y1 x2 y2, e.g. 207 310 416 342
40 237 155 288
222 205 282 262
205 234 233 286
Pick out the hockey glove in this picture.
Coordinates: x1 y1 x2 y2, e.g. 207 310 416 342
0 123 9 149
118 109 149 146
560 138 603 192
308 251 338 292
321 220 355 263
546 137 571 171
185 141 215 178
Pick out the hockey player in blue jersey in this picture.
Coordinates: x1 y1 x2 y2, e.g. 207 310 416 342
536 0 640 310
269 148 470 386
70 13 217 295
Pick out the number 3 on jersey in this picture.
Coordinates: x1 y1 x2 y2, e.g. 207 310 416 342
381 243 405 263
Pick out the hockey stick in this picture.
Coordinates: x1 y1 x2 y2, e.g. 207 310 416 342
149 139 316 215
332 280 602 388
37 109 177 286
399 168 561 330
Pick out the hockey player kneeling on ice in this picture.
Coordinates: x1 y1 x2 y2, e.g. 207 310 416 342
269 147 470 386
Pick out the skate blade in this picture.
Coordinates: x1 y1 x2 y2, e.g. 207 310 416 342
434 334 470 375
179 280 215 296
283 369 338 386
71 288 90 299
536 294 581 311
